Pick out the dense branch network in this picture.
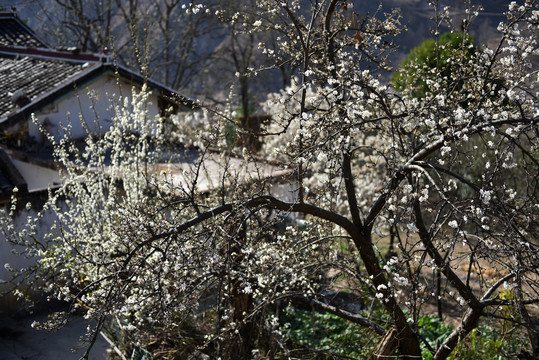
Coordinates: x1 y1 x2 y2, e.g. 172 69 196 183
2 1 538 359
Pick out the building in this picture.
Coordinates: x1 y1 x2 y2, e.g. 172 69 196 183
0 11 196 300
0 11 195 193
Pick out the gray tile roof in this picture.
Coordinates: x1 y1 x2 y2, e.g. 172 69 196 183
0 13 47 48
0 56 90 119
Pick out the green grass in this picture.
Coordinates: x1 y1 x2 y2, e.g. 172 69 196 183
279 306 382 358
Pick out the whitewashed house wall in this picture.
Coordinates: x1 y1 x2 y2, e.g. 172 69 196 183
29 76 164 143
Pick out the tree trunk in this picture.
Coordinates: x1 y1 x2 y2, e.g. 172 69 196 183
436 268 443 319
355 234 422 359
220 218 255 360
372 327 398 360
223 281 254 360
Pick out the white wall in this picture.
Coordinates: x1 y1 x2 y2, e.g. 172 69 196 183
29 75 163 143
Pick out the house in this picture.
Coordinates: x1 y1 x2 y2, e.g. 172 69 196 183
0 11 197 305
0 47 195 143
0 11 196 193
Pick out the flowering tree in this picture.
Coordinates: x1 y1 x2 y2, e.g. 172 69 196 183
257 3 538 358
3 1 539 359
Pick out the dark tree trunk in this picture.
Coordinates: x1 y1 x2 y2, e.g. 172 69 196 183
354 233 422 359
223 281 254 360
372 327 398 360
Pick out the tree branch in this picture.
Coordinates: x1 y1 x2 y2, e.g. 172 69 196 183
413 199 481 311
123 196 360 270
342 153 363 228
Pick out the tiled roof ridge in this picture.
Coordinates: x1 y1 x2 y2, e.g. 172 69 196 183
0 11 49 48
0 45 110 64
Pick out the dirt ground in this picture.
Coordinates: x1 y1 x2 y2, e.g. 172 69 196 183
386 237 539 325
